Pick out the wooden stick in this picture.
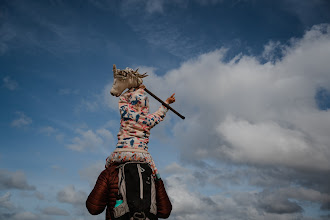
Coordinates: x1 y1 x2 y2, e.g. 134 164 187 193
144 88 185 120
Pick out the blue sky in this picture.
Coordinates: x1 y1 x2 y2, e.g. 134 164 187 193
1 0 330 219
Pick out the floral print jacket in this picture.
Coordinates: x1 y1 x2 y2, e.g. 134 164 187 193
116 86 168 151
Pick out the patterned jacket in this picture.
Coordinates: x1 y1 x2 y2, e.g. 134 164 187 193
116 86 168 151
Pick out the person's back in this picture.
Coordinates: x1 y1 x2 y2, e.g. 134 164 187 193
106 84 175 178
86 163 172 220
114 85 168 150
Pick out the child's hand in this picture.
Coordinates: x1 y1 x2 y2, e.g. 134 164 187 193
139 84 146 90
165 93 176 104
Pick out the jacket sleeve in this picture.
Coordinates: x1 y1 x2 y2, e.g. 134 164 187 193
144 105 168 128
156 179 172 219
86 169 110 215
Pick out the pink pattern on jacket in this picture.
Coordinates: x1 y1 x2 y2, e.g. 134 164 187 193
115 86 168 151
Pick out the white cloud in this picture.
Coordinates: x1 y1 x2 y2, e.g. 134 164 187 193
39 126 66 143
51 164 63 171
39 126 56 136
0 211 42 220
2 76 18 90
166 174 219 218
96 128 114 142
76 82 118 113
67 129 102 152
19 191 45 200
57 185 87 205
11 212 41 220
56 185 104 219
34 191 45 200
55 133 65 142
66 128 114 152
103 81 120 111
148 24 330 173
217 116 330 171
275 187 330 205
79 161 104 187
10 112 32 128
0 192 15 210
78 97 100 112
262 40 286 62
0 169 35 190
40 206 69 216
162 162 190 174
165 173 307 220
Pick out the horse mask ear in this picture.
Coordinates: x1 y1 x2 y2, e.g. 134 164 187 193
113 64 117 77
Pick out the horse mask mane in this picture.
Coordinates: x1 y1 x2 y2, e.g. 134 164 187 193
110 64 148 97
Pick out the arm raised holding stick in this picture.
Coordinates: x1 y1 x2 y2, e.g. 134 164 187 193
141 85 184 119
145 90 184 119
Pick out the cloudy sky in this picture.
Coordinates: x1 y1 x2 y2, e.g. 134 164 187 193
1 0 330 219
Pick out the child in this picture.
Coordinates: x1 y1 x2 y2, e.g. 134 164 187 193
106 84 175 179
